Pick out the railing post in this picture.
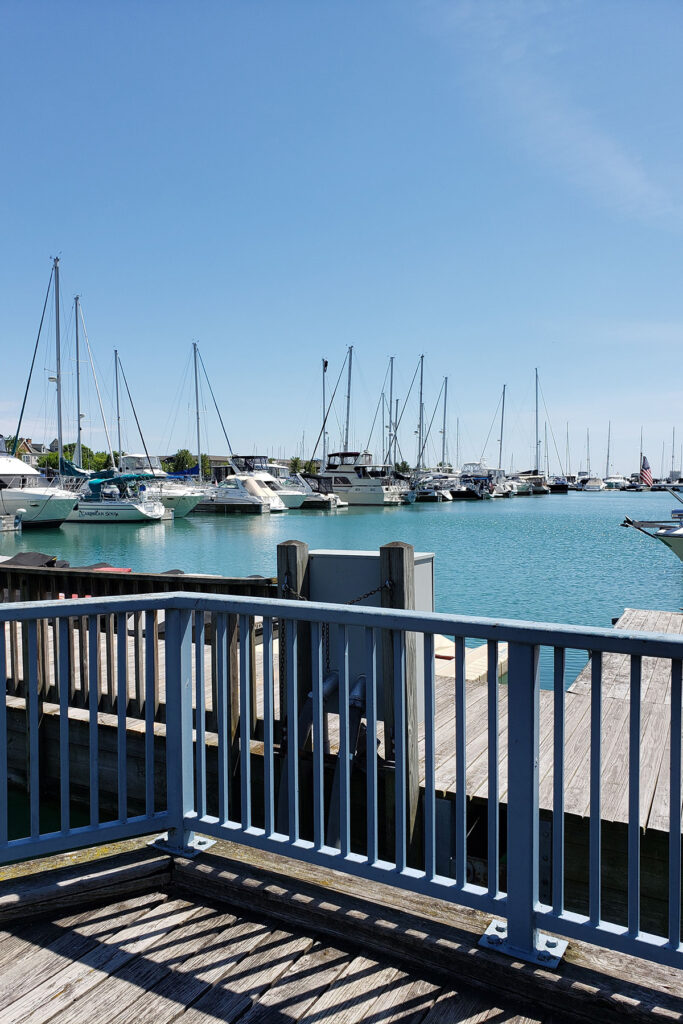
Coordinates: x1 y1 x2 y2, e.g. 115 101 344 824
154 605 213 857
480 640 566 966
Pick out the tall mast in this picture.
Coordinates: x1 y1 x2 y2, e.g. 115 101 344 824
193 342 202 484
534 367 539 474
343 345 353 452
605 421 611 479
394 398 399 465
456 417 460 470
544 422 549 477
114 349 123 471
639 426 643 478
441 376 448 468
417 354 424 469
387 355 394 464
321 358 328 470
672 426 676 480
566 422 571 477
54 257 64 471
498 384 506 471
74 295 82 469
586 427 591 477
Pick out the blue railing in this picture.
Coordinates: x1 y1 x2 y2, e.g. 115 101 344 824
0 591 681 970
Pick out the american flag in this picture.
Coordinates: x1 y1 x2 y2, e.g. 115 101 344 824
640 455 653 487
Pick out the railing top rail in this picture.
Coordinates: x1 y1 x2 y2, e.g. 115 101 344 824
1 590 683 659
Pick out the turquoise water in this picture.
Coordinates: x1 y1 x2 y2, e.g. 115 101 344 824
5 491 681 628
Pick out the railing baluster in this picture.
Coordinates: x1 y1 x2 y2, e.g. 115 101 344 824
505 641 540 958
487 639 499 897
58 618 70 833
552 646 566 915
117 612 128 823
28 620 39 839
239 614 252 829
311 622 324 852
286 619 299 842
216 613 228 824
393 630 406 872
589 651 602 925
338 624 350 857
0 624 7 845
88 616 99 826
262 618 274 837
628 654 642 937
424 632 436 881
194 611 206 821
669 658 682 948
454 636 466 887
366 627 378 866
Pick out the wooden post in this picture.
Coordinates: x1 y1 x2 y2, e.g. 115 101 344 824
380 541 419 862
276 541 311 725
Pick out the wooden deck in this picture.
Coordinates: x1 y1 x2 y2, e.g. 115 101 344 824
0 840 680 1024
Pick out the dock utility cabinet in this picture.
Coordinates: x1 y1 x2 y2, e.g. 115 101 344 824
307 548 434 723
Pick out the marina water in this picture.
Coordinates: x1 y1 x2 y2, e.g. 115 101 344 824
5 491 681 685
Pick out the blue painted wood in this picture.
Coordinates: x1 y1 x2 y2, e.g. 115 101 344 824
164 607 195 851
423 632 436 882
286 619 299 843
215 613 228 825
194 611 206 821
239 614 252 830
88 615 99 827
628 655 642 937
589 651 602 926
366 627 378 867
552 646 565 915
311 622 324 851
669 658 682 948
454 636 466 888
116 613 128 823
487 639 499 899
505 641 540 957
0 625 7 845
338 624 350 859
393 630 406 873
262 617 274 838
58 618 70 833
27 621 39 840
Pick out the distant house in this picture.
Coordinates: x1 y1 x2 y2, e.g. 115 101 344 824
13 438 47 468
48 437 59 453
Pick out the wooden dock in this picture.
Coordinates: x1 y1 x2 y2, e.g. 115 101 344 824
0 839 680 1024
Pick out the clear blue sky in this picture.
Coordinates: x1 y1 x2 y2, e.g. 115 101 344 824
1 0 681 476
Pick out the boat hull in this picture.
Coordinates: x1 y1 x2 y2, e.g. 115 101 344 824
66 500 165 523
0 488 76 526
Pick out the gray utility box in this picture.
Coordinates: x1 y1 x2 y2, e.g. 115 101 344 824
307 549 434 723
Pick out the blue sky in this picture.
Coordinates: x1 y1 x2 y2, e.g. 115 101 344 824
1 0 682 476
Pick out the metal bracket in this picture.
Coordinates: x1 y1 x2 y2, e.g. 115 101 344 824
479 920 567 968
150 832 216 858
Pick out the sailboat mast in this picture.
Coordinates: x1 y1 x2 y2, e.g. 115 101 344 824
114 350 123 471
498 384 506 471
566 422 571 477
54 257 64 471
534 367 539 474
605 421 611 479
394 399 399 466
343 345 353 452
321 358 327 470
586 427 591 477
193 342 202 484
418 354 424 469
387 355 394 464
441 376 448 468
672 426 676 480
74 295 82 469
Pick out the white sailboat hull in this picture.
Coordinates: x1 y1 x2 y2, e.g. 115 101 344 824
0 487 76 527
67 499 166 522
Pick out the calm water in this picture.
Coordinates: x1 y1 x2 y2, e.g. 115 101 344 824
5 491 681 627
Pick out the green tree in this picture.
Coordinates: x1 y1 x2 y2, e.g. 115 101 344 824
289 456 302 473
395 460 410 474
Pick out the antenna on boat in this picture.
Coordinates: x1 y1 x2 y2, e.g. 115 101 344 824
54 257 64 473
74 295 83 470
193 342 202 484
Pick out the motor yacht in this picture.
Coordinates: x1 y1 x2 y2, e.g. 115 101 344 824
0 452 76 527
315 451 404 506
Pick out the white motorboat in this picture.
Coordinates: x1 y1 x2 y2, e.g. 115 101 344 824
315 451 404 506
195 474 284 513
604 475 629 490
0 452 76 527
582 477 607 491
229 456 299 510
